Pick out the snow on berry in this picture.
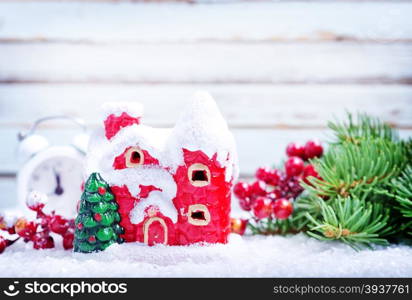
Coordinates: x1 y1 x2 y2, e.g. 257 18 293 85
238 197 252 211
26 191 48 212
233 182 250 200
249 181 267 197
286 142 305 159
32 233 54 250
285 156 305 177
304 140 323 160
273 199 293 220
255 167 271 183
255 168 282 186
267 169 282 186
267 189 282 200
252 197 274 219
0 213 18 229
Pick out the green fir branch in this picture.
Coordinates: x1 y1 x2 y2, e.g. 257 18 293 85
290 195 322 231
390 166 412 235
299 112 411 249
248 217 301 235
328 113 398 145
302 139 405 200
305 197 392 250
401 138 412 164
393 166 412 217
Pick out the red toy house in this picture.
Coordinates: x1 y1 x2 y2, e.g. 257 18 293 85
86 92 238 246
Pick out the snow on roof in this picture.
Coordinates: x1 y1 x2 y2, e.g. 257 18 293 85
103 124 175 171
169 91 238 181
101 101 144 119
103 167 176 200
130 190 178 224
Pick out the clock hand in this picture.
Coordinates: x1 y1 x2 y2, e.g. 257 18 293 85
53 168 64 196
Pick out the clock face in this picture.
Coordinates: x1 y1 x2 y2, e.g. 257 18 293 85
26 155 84 217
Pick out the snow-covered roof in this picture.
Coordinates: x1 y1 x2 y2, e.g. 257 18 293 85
130 190 178 224
169 91 238 181
101 101 144 119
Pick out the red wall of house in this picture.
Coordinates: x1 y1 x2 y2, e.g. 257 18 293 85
173 149 231 245
110 148 231 246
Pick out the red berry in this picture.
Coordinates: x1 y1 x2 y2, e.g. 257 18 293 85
255 167 271 182
98 186 106 195
77 223 84 230
63 231 74 250
267 189 283 200
94 213 102 222
279 175 304 199
286 142 305 159
88 235 97 244
32 233 54 249
303 164 318 177
303 164 320 184
50 215 69 235
304 140 323 160
233 182 251 200
15 219 37 239
285 156 305 177
249 181 267 197
0 236 7 254
239 197 252 211
255 168 282 186
252 197 274 219
273 198 293 219
230 218 248 235
267 169 282 186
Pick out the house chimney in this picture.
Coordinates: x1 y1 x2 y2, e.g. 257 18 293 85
102 102 144 140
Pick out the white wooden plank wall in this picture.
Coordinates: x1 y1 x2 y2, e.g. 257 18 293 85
0 1 411 207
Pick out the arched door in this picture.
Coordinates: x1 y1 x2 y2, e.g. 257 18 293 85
143 217 168 246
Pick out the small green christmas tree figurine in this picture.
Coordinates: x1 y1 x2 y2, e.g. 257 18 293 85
74 173 124 253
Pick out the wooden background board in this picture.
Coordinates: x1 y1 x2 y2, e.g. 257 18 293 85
1 43 412 84
1 1 412 43
0 1 411 207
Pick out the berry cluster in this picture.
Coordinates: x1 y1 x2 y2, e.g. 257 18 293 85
0 191 75 254
231 140 323 235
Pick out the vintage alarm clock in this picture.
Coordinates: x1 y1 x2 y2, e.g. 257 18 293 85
17 116 89 218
